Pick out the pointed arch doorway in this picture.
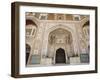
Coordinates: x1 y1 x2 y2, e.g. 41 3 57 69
26 44 31 65
55 48 66 64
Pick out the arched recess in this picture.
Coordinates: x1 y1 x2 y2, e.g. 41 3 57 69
55 48 66 64
41 24 75 56
26 44 31 65
25 19 39 65
82 21 90 53
46 28 73 64
41 24 81 64
25 19 39 54
48 28 73 55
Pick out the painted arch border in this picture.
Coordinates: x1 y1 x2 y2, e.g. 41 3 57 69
11 2 98 78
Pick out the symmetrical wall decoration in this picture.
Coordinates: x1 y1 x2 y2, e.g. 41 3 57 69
25 12 90 66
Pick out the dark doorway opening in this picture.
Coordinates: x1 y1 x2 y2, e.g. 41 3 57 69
55 48 66 64
26 44 31 65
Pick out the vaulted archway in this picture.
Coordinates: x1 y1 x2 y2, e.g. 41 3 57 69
47 28 74 59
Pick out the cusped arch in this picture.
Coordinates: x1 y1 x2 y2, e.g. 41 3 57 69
48 28 72 45
41 24 76 58
49 28 71 35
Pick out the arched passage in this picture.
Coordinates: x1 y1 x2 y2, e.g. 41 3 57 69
55 48 66 63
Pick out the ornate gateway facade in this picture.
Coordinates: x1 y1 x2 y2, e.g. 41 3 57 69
25 12 90 66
